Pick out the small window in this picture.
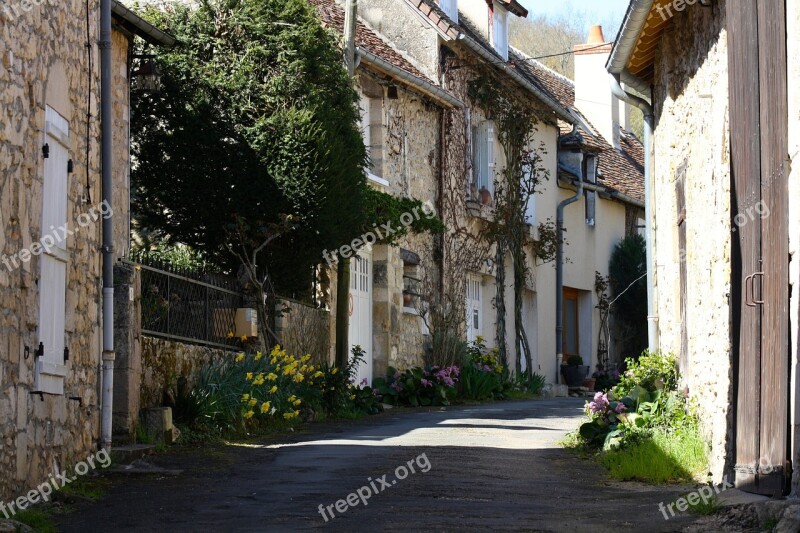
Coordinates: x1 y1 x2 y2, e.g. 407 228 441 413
360 92 384 180
471 120 495 199
492 5 509 60
439 0 458 22
584 156 596 226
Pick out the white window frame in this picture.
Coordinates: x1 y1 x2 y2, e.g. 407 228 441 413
360 92 388 187
36 106 70 395
465 274 483 342
439 0 458 22
472 120 495 196
492 4 509 60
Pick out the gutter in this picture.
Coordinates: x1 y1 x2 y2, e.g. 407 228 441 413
605 0 654 94
557 174 645 209
111 0 176 47
456 31 575 124
609 73 658 352
100 0 114 450
555 147 584 383
357 48 464 109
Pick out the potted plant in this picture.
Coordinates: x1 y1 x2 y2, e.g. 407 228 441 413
561 355 589 387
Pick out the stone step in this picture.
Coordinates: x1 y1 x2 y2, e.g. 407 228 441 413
110 444 157 465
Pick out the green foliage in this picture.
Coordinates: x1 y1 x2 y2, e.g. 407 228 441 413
131 0 368 295
614 351 679 398
566 355 584 367
373 365 460 407
13 509 56 533
362 188 445 246
514 372 547 396
609 234 648 358
598 427 708 483
458 338 507 401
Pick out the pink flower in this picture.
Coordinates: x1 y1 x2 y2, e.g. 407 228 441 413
420 378 433 388
614 402 626 414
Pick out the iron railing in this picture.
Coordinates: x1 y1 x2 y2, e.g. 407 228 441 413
122 257 246 350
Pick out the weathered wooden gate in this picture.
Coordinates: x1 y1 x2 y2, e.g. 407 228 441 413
727 0 791 496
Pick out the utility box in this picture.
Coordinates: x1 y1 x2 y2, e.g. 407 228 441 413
212 308 258 338
234 308 258 338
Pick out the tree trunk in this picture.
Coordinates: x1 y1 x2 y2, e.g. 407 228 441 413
494 244 507 366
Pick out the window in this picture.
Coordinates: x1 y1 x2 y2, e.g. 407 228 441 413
36 106 70 394
471 120 495 197
465 274 483 342
439 0 458 22
360 91 385 182
492 5 509 60
584 155 596 226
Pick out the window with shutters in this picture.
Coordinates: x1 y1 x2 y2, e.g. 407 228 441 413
492 5 509 60
584 155 597 226
360 91 385 184
36 106 70 394
438 0 458 22
471 120 495 197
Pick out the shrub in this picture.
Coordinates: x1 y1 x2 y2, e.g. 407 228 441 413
614 351 678 397
373 365 459 407
458 338 507 401
566 355 584 367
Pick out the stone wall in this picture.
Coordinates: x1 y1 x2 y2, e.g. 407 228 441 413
650 2 733 483
275 298 331 365
0 1 136 500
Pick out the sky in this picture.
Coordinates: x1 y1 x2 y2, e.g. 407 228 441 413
519 0 630 30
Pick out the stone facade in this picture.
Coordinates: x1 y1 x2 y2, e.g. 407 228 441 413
0 0 154 501
648 3 734 484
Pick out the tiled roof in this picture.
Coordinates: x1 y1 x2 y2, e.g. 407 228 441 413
513 52 645 204
309 0 435 86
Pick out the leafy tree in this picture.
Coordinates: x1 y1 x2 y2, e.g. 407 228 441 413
609 234 648 359
131 0 368 296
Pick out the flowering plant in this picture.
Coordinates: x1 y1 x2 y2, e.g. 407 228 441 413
373 365 460 407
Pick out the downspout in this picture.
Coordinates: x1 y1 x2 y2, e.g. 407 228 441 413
555 147 584 384
609 73 658 351
100 0 115 450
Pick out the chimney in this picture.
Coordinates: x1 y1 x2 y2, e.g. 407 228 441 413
573 25 625 149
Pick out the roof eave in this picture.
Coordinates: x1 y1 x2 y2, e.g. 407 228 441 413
111 0 176 47
606 0 654 94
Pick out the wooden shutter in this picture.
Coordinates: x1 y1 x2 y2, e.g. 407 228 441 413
486 122 495 195
37 106 70 395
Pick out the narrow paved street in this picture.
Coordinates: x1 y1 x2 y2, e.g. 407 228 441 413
56 399 697 532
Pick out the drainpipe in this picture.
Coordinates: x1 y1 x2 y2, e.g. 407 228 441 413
100 0 115 450
609 73 658 351
555 149 584 383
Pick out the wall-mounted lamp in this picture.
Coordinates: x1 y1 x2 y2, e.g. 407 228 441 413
132 55 162 93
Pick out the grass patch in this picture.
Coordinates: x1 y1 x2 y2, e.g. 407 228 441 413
598 426 708 483
13 509 56 533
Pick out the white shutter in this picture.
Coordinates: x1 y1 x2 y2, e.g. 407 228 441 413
466 274 483 342
493 7 509 60
36 106 70 394
439 0 458 22
486 122 495 195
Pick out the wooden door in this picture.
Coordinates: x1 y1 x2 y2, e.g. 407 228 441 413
348 251 372 385
563 287 580 360
728 0 790 496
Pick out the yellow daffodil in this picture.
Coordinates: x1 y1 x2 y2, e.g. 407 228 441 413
267 373 278 381
235 353 245 362
260 402 271 414
270 357 277 364
243 410 254 419
227 331 234 339
288 395 296 402
248 398 257 407
240 335 248 342
294 373 304 383
349 394 356 400
301 355 311 363
331 368 339 375
255 351 263 361
246 372 254 381
293 399 302 407
313 371 324 379
269 385 278 394
242 394 250 401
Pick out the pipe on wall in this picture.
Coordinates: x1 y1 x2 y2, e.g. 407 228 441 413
100 0 115 450
609 73 658 352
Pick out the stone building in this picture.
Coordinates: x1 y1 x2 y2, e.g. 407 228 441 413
310 0 463 382
355 0 646 383
608 0 800 496
0 0 173 501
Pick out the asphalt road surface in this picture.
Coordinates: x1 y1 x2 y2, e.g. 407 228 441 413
55 398 699 532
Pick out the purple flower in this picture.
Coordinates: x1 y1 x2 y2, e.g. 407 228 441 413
482 364 492 373
442 377 455 387
360 378 368 386
393 371 402 379
614 402 627 414
587 392 609 415
420 378 433 388
391 382 404 392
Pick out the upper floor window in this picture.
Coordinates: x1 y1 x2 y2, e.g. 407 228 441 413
472 120 495 203
439 0 458 22
360 88 385 182
492 4 509 60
